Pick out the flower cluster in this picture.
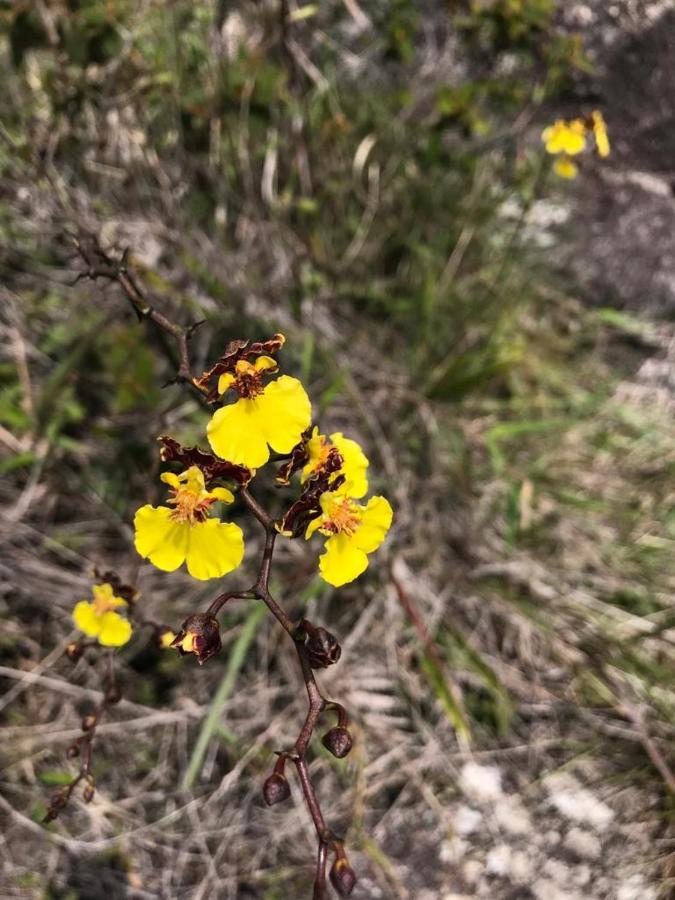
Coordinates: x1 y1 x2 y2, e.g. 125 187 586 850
72 582 133 647
542 110 610 179
128 334 393 590
63 330 391 898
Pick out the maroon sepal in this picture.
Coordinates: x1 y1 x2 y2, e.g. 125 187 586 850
195 334 285 399
159 435 252 485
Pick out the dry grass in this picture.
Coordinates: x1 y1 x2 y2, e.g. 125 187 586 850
1 3 674 898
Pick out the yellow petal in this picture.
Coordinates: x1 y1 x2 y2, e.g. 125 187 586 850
319 533 369 587
92 582 126 611
592 110 610 157
258 376 312 455
553 156 578 179
301 428 327 483
254 355 279 373
98 612 133 647
331 432 369 498
160 472 181 489
218 372 237 395
73 600 101 638
542 120 586 156
207 397 272 468
305 514 323 540
208 486 235 504
184 519 245 580
134 505 189 571
354 496 393 553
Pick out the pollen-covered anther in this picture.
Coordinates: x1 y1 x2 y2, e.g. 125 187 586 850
167 487 215 524
323 499 360 536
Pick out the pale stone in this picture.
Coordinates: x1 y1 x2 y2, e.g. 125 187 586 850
544 773 614 831
454 805 483 836
486 844 512 877
493 795 532 835
459 762 503 802
564 827 602 860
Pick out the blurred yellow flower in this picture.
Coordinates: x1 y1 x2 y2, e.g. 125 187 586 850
553 155 578 179
591 110 610 157
542 119 586 156
134 466 244 580
72 583 132 647
207 357 311 469
306 491 393 587
302 428 369 499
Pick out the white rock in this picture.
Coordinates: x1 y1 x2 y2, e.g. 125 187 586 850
573 865 591 887
461 860 483 885
486 844 512 876
617 874 657 900
493 795 532 835
510 850 534 884
454 805 483 836
532 878 584 900
564 827 602 860
459 762 503 802
440 836 469 865
544 773 614 831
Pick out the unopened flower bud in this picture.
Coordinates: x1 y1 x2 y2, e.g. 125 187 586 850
82 715 97 732
330 856 357 896
66 742 81 759
303 621 341 669
263 772 291 806
65 642 84 662
105 683 122 704
322 727 353 759
82 782 95 803
171 614 221 665
44 786 68 822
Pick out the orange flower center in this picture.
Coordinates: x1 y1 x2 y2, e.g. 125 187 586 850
168 487 215 524
234 362 265 399
91 584 123 615
323 498 361 536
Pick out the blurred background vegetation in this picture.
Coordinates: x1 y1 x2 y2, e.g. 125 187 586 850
1 1 673 898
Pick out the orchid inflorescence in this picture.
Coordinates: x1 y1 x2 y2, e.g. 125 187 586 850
542 110 610 179
52 239 393 900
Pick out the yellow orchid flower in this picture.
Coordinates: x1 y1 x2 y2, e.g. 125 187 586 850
306 490 393 587
553 155 578 179
591 110 610 158
72 583 132 647
207 357 312 469
541 118 586 156
301 428 369 499
134 466 244 580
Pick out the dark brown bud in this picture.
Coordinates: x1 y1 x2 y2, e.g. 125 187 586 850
322 727 353 759
330 857 357 896
82 782 95 803
65 642 84 662
82 715 97 732
171 614 221 665
303 621 341 669
66 742 81 759
44 786 69 822
263 772 291 806
105 683 122 704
